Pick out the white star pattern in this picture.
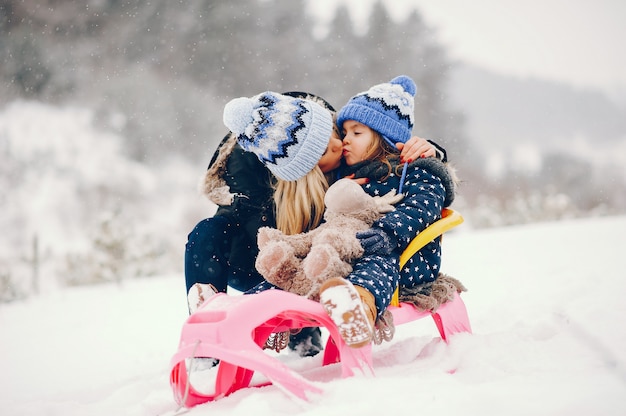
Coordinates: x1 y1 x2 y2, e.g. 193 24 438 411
242 161 451 321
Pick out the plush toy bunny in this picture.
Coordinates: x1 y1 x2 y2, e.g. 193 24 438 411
255 178 403 300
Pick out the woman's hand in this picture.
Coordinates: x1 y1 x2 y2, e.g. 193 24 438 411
396 136 436 163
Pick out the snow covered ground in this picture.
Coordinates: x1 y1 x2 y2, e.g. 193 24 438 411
1 215 625 415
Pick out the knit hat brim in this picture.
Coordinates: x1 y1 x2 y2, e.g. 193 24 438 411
337 103 411 146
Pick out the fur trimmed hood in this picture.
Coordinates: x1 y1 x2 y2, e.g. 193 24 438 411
202 133 239 206
198 132 276 274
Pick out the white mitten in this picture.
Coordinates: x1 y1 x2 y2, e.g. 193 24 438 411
372 189 404 213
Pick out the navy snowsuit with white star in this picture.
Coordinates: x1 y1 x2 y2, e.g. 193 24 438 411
340 157 455 319
248 156 455 321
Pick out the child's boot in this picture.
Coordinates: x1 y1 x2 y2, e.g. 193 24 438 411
319 278 376 348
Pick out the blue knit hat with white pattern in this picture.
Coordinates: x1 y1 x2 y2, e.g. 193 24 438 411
223 91 333 181
337 75 416 148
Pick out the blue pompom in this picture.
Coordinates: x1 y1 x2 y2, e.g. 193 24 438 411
390 75 417 97
223 97 255 135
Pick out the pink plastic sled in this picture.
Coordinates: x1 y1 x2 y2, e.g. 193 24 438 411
169 209 471 407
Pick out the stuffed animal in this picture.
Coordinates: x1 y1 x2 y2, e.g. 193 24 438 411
255 178 403 300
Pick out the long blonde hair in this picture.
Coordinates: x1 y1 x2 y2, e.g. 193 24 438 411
274 166 329 235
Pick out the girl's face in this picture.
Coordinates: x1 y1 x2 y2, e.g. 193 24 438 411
318 124 343 173
341 120 376 166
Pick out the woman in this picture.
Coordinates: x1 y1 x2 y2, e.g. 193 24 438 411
186 91 445 356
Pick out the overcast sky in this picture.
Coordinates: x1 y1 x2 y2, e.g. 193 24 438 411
306 0 626 95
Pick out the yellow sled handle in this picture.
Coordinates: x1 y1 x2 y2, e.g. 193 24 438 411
391 208 464 306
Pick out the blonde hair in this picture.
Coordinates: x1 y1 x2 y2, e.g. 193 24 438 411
272 106 337 235
274 166 329 235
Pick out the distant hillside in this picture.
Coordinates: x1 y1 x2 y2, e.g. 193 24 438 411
447 64 626 154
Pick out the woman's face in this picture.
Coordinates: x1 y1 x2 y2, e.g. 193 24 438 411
341 120 376 166
318 124 343 173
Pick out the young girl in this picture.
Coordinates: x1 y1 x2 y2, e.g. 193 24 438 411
319 75 457 347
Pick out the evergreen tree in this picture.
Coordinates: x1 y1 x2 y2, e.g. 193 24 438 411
359 1 400 83
316 3 361 106
396 10 466 150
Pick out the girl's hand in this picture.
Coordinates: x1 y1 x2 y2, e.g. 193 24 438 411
396 136 436 163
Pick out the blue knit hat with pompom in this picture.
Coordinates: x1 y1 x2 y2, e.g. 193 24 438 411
223 91 333 181
336 75 416 148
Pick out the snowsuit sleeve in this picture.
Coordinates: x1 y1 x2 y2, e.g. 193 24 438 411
369 164 447 254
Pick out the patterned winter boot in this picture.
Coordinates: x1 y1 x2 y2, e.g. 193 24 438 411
319 278 376 348
186 283 220 371
187 282 218 314
373 309 395 345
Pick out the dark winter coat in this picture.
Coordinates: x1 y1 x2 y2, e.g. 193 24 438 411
339 156 457 316
202 132 276 276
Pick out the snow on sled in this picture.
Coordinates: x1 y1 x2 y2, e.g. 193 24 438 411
169 208 471 408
